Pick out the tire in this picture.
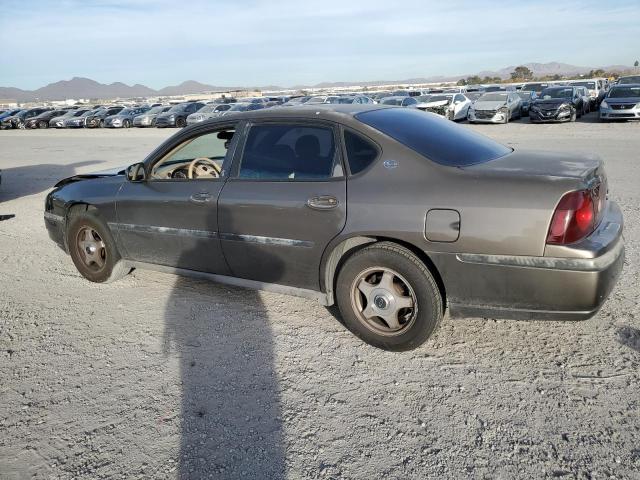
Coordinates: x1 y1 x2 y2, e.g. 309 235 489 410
335 242 443 351
99 119 104 128
38 120 48 129
67 211 130 283
176 117 186 128
123 119 131 128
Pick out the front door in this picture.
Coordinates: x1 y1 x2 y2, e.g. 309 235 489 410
114 125 238 274
218 121 347 290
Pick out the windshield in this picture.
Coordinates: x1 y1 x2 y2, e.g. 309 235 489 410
356 108 511 167
426 95 452 103
479 93 508 102
618 76 640 84
381 98 402 105
571 82 596 89
229 104 249 111
306 96 328 104
521 83 547 92
517 92 532 100
416 95 432 102
145 106 164 114
539 88 573 99
168 104 187 113
608 86 640 98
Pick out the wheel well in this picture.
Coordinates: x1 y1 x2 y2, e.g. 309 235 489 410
328 236 447 310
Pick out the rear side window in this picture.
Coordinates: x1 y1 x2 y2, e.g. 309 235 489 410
239 124 337 180
356 108 511 167
344 130 378 174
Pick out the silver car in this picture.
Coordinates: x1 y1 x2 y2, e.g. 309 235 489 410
186 104 233 125
468 91 522 124
133 106 171 128
599 84 640 121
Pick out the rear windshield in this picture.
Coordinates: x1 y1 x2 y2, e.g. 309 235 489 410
356 108 511 167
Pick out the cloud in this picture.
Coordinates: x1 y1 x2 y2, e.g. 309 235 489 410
0 0 638 89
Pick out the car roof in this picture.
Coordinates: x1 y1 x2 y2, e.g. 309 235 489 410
200 104 389 125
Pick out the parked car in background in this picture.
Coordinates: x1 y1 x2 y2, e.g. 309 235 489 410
0 109 25 129
49 109 82 128
222 103 266 115
617 75 640 85
1 107 51 129
104 106 152 128
334 95 375 104
414 93 472 121
43 105 623 351
155 102 204 128
306 95 340 104
64 109 94 128
529 86 584 123
575 86 591 114
133 106 171 127
281 96 311 106
516 90 535 116
380 96 418 107
25 109 67 129
599 84 640 121
86 106 125 128
186 104 232 125
568 80 606 108
468 91 522 123
0 108 22 125
370 92 391 103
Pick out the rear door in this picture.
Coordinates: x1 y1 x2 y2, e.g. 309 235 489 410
218 120 347 290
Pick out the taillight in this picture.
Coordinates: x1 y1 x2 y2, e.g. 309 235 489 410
546 189 599 245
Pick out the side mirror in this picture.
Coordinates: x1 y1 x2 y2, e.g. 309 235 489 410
126 162 147 182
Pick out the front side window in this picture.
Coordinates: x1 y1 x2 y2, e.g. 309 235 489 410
239 124 338 180
151 128 235 180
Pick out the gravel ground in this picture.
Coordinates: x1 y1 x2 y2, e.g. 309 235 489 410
1 114 639 480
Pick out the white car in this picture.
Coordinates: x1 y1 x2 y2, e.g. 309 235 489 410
414 93 472 121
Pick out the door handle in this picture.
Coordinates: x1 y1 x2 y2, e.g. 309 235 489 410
306 195 339 210
189 192 213 204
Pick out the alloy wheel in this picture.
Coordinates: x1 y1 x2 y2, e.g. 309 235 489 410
350 267 417 336
75 226 107 272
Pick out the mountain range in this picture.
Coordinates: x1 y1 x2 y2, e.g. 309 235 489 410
0 62 634 102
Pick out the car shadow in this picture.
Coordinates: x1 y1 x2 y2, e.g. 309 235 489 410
162 215 286 477
617 325 640 353
0 160 102 204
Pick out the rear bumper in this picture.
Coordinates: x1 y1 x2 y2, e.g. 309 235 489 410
435 201 624 321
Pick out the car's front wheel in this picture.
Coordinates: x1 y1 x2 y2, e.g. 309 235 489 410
123 119 131 128
336 242 443 351
176 117 186 128
67 211 130 283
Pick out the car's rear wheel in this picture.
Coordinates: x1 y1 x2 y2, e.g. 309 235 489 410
67 211 130 283
336 242 443 351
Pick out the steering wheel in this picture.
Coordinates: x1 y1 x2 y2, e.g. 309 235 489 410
187 157 221 179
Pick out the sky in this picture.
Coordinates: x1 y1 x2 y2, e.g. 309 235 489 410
0 0 638 90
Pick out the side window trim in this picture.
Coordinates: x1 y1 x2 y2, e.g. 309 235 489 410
340 126 382 177
229 119 345 183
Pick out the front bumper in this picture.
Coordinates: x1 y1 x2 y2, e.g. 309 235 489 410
529 107 572 122
600 105 640 120
436 201 624 321
155 117 177 127
468 110 508 123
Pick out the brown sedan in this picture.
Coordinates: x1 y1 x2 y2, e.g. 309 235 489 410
44 105 624 351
